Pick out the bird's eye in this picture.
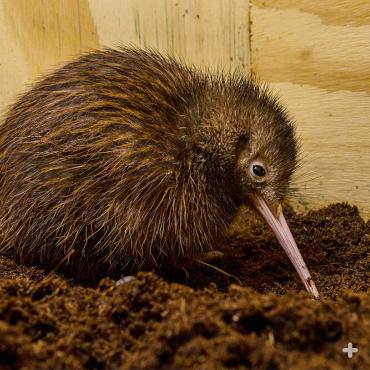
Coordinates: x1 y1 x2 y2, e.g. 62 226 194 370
250 162 266 177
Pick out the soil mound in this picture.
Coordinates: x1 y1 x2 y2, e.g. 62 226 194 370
0 203 369 369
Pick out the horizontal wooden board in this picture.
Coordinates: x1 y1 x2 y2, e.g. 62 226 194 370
251 1 370 218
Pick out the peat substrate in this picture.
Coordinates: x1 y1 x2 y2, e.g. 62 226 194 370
0 203 369 369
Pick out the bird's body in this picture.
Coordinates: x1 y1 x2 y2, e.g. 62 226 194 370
0 48 319 297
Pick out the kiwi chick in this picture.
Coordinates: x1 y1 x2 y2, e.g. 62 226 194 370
0 48 318 297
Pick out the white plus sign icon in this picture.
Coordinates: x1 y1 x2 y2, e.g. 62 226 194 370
342 342 358 358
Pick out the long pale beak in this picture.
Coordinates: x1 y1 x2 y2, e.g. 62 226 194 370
249 194 319 299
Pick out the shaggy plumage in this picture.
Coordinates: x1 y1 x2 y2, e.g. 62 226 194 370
0 48 297 281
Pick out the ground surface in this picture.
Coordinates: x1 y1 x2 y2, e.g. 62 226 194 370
0 203 369 369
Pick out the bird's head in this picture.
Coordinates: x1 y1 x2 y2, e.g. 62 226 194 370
185 75 319 298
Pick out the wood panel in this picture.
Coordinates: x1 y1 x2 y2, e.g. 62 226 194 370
0 0 250 113
251 1 370 218
0 0 99 112
2 0 368 217
88 0 250 72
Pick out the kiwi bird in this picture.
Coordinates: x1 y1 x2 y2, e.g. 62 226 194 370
0 48 319 298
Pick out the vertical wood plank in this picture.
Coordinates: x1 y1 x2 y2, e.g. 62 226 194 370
0 0 250 114
88 0 250 72
0 0 99 111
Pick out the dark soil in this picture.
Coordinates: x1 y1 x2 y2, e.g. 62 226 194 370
0 203 369 369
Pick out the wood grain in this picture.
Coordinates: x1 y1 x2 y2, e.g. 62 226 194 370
1 0 369 217
0 0 250 113
88 0 250 72
251 1 370 218
0 0 98 112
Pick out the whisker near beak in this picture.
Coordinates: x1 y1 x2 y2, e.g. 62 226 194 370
249 194 319 299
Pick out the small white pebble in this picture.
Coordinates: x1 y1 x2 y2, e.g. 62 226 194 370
116 275 134 286
232 314 240 322
267 332 275 345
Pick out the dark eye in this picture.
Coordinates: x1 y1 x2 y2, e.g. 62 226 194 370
253 165 266 176
250 161 266 177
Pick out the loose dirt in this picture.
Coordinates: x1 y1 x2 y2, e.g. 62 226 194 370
0 203 369 369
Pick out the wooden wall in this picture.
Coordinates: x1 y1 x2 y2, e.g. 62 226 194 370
0 0 99 108
250 0 370 217
0 0 369 218
0 0 249 109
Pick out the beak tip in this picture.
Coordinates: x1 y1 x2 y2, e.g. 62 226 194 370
306 278 320 299
249 194 321 300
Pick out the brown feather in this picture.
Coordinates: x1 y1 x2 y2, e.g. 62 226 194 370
0 47 297 281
